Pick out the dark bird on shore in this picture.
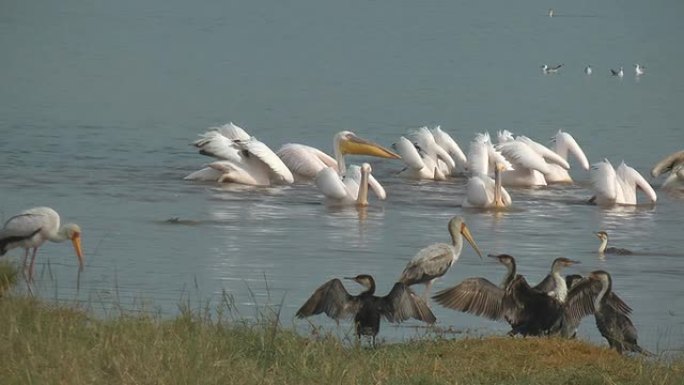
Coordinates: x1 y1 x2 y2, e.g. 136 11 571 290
533 257 581 302
563 271 648 355
296 274 436 346
595 231 632 255
433 254 581 337
398 216 483 301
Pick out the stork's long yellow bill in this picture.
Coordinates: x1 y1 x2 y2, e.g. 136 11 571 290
460 223 483 258
340 135 401 159
72 235 84 271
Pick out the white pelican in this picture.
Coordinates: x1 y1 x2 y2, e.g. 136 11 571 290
651 150 684 191
184 122 294 186
635 64 646 76
398 216 483 300
463 133 513 208
545 130 590 183
394 127 455 180
541 64 563 74
590 159 657 206
431 126 468 176
315 163 385 206
611 67 624 77
496 130 570 187
0 207 84 281
277 131 400 182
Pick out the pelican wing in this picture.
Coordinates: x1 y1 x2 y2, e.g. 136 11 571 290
466 137 490 175
432 126 467 168
193 131 241 161
394 136 426 171
381 283 436 324
314 167 350 200
183 166 222 181
553 131 590 170
463 175 493 207
214 122 251 140
206 161 264 185
651 150 684 177
368 173 387 200
432 278 507 321
399 243 454 286
277 144 338 179
296 279 359 321
517 136 570 169
407 127 455 170
240 139 294 184
591 160 618 201
497 141 552 174
617 162 657 203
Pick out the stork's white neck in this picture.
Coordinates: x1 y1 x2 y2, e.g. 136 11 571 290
356 168 369 206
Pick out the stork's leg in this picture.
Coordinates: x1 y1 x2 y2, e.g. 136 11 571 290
28 248 38 282
423 280 434 303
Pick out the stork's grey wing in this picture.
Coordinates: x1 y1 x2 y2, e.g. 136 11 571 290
380 283 436 324
296 279 359 321
399 243 453 285
433 278 507 321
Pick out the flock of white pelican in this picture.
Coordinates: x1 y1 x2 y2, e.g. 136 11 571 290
184 122 682 208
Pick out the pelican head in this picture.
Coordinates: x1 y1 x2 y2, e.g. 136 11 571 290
63 223 84 271
448 216 483 258
335 131 400 159
345 274 376 292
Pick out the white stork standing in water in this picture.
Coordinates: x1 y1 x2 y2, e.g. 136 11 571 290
0 207 84 281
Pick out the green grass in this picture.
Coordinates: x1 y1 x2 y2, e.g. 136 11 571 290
0 270 683 384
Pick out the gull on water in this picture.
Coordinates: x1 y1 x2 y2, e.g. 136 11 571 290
584 65 592 75
541 64 563 74
610 67 624 78
635 64 646 76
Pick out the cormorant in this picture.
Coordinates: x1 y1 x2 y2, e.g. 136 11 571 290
296 274 436 346
433 254 582 337
595 231 633 255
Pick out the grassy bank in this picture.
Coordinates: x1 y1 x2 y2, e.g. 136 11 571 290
0 264 682 384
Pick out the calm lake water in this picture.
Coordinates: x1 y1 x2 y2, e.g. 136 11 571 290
1 0 683 352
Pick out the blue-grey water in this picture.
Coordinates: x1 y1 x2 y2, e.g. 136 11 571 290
1 0 684 353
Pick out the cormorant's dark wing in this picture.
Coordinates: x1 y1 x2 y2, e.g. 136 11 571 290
532 274 556 294
562 278 599 325
296 279 360 321
380 283 436 324
432 277 507 321
607 292 633 315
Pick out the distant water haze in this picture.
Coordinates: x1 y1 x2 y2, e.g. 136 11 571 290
1 0 683 352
